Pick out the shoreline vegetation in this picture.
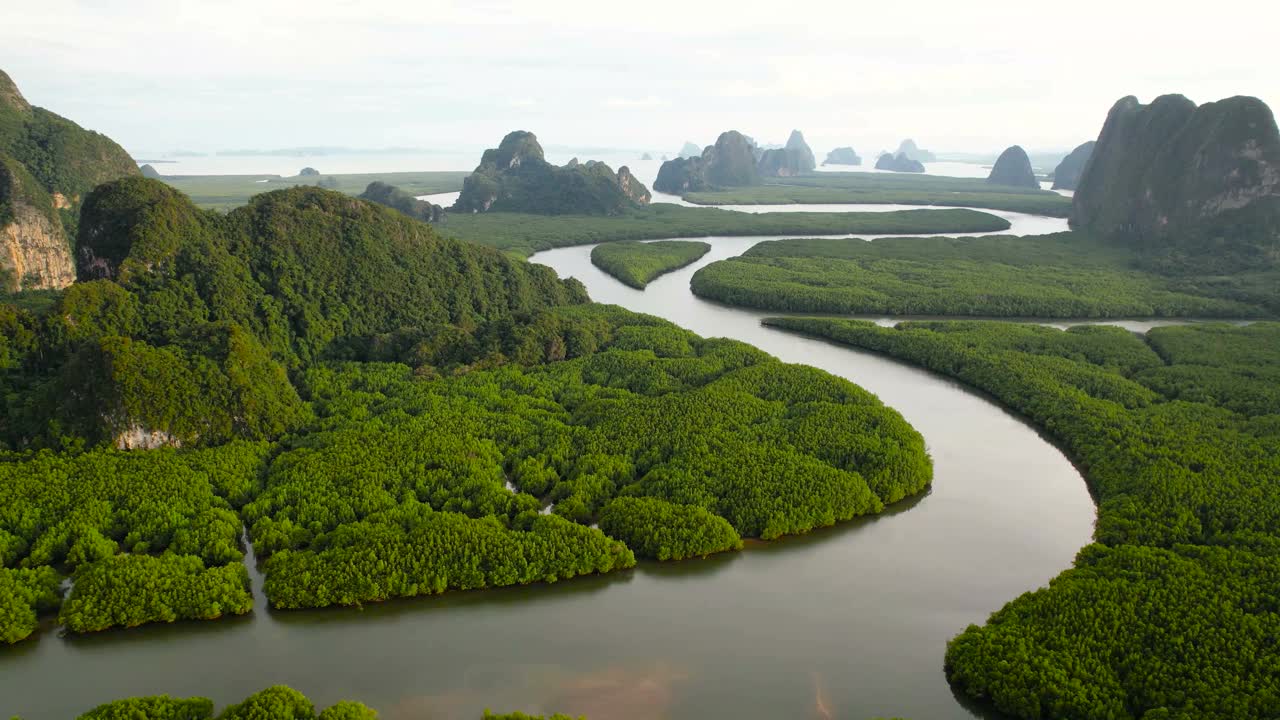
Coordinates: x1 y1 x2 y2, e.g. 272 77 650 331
62 684 584 720
444 205 1012 257
589 240 711 288
689 233 1275 318
680 172 1073 217
0 180 934 642
761 318 1280 720
156 171 467 210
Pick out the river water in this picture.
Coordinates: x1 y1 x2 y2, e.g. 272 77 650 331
0 208 1103 720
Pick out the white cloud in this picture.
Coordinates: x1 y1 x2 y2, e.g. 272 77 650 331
2 0 1276 156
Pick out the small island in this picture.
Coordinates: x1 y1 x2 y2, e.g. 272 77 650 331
987 145 1039 188
823 147 862 166
454 131 650 214
874 152 925 173
896 138 936 162
590 240 712 288
757 129 817 177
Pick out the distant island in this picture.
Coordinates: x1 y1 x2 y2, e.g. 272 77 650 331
757 130 816 178
453 131 650 214
987 145 1039 188
896 138 936 162
823 147 862 166
654 130 762 193
874 152 925 173
359 180 446 223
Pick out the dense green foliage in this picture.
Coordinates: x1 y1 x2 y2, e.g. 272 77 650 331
589 240 710 288
157 171 466 211
691 233 1270 318
0 173 931 642
2 179 584 448
215 686 318 719
762 318 1280 719
454 132 648 215
0 443 268 568
0 443 267 638
261 504 634 609
60 554 253 632
598 497 743 560
357 181 444 223
446 205 1011 257
683 171 1073 216
0 566 61 643
74 685 380 720
244 306 929 608
76 695 216 720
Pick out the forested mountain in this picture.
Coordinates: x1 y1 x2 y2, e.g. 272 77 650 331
0 164 932 643
3 178 585 449
653 130 761 193
1072 94 1280 272
0 69 137 290
453 131 650 214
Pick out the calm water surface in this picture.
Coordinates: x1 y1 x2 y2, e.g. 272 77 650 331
0 210 1102 720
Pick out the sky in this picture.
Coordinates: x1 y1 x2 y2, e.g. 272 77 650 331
4 0 1278 160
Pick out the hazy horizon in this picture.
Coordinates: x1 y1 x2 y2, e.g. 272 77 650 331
6 0 1278 162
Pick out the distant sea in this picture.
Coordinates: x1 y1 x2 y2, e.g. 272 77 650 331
132 150 999 189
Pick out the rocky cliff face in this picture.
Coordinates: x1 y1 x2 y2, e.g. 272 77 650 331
0 69 138 290
654 156 708 194
704 131 762 187
453 131 650 215
0 70 30 114
654 130 762 193
987 145 1039 188
757 129 817 177
1071 94 1280 260
1 184 75 290
1051 141 1095 190
823 147 862 166
616 165 652 204
785 129 816 172
875 152 925 173
757 149 801 177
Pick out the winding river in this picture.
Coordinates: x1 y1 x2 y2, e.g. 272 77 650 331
0 206 1102 720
